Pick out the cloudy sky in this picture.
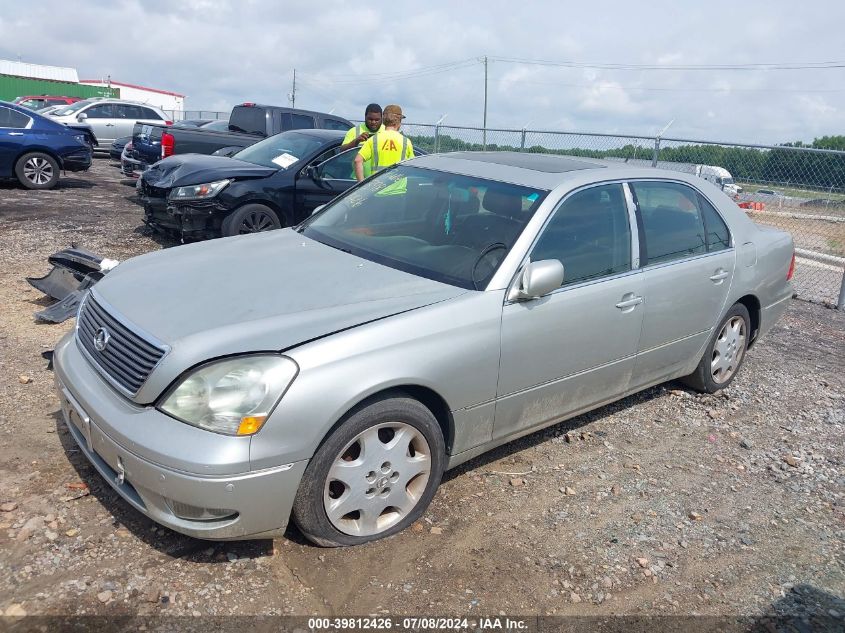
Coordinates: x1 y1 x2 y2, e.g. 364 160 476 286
2 0 844 144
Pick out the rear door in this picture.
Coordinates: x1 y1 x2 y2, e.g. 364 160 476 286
628 180 736 388
0 106 33 177
83 103 122 146
494 183 644 438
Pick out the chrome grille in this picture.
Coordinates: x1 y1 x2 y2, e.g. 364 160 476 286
76 293 168 396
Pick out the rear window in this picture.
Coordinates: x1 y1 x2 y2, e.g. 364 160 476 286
0 107 32 129
229 106 268 135
290 114 315 130
323 118 350 131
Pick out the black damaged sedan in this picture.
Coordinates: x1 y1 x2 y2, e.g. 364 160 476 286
138 129 369 239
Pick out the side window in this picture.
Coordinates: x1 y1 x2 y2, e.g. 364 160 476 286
119 105 143 120
140 107 163 120
317 148 358 180
632 181 706 265
85 104 116 118
322 118 350 131
530 184 632 287
698 194 731 251
290 114 315 130
0 107 31 129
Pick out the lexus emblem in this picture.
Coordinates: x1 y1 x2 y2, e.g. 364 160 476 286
94 327 110 352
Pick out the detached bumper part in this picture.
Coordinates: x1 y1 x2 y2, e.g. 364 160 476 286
27 247 113 323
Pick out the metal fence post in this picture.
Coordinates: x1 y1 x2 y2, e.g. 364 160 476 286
521 128 526 152
838 270 845 310
435 125 440 154
651 137 660 167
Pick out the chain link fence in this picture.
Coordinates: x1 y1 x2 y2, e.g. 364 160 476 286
163 109 228 121
400 122 845 308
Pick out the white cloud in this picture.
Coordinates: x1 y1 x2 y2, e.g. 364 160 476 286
1 0 844 143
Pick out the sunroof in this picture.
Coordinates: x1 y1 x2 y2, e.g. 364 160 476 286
449 152 606 173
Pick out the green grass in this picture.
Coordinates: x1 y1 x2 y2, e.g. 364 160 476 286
738 182 845 202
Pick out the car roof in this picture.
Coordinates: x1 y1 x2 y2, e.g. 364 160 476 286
285 128 346 140
408 151 723 191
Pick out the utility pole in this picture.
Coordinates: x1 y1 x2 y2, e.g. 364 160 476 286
290 69 297 108
482 56 488 151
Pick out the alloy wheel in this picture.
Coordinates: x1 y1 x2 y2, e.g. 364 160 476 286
239 211 276 233
711 316 746 384
324 422 432 537
23 157 54 186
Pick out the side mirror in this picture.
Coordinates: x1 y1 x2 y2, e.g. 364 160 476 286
311 204 326 216
303 165 319 180
510 259 564 301
76 113 87 122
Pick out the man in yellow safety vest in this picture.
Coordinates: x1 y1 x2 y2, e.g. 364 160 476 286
354 104 414 181
340 103 384 152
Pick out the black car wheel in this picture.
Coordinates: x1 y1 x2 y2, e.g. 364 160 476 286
221 204 282 237
15 152 60 190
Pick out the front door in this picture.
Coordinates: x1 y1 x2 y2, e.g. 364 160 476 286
495 183 644 439
295 147 358 218
628 180 736 388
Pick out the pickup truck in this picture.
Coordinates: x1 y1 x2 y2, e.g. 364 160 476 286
126 103 352 176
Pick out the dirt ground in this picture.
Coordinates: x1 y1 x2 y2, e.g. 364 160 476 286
0 159 843 622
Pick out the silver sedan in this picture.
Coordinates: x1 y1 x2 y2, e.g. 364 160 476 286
53 152 794 545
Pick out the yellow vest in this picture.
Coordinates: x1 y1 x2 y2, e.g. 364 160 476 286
369 130 414 171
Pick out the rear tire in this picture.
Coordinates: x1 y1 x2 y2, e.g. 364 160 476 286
15 152 60 190
220 204 281 237
292 397 446 547
681 303 750 393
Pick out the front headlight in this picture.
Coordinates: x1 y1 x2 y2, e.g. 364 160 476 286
169 179 231 201
159 355 298 435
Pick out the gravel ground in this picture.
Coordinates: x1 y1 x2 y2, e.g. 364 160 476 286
0 159 843 623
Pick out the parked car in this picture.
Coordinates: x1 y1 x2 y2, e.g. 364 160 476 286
122 120 230 177
54 152 794 544
128 103 352 173
49 98 170 150
0 100 93 189
137 129 425 238
110 136 131 161
13 95 81 110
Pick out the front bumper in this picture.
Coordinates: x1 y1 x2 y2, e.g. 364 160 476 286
54 334 307 540
121 152 150 178
141 194 226 238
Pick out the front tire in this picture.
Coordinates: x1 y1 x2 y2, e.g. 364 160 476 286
292 397 446 547
682 303 750 393
15 152 60 190
220 203 281 237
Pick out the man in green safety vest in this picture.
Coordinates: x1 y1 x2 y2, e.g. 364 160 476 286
354 104 414 181
340 103 384 152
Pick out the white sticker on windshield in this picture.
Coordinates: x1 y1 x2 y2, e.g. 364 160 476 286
271 153 298 168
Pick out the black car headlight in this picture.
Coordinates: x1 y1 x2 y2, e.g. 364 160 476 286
169 179 231 201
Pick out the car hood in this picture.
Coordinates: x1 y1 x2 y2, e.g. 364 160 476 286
142 154 276 188
92 229 467 402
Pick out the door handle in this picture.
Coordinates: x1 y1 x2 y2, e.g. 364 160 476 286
105 123 115 127
8 132 23 136
709 269 730 283
615 295 644 310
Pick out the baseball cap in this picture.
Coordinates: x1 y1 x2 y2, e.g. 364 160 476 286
383 104 406 119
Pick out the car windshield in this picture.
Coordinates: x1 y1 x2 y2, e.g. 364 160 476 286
300 165 548 290
722 177 734 185
232 131 325 169
53 100 92 116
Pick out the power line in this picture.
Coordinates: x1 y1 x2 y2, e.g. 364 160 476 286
495 77 845 93
491 55 845 71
